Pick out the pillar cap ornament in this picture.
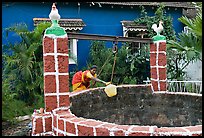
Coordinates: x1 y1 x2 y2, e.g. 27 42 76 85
151 21 166 41
44 3 67 37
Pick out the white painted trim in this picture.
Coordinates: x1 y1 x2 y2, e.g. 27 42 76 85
153 40 166 43
69 39 77 65
54 38 60 108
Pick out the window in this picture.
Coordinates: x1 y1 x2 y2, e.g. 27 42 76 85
68 39 78 64
121 20 148 54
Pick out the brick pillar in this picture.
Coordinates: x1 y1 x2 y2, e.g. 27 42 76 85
43 36 70 112
150 41 167 92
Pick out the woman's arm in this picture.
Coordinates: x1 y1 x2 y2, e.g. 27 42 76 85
91 77 106 84
91 77 110 85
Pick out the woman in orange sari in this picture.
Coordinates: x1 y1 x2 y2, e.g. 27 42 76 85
72 65 110 92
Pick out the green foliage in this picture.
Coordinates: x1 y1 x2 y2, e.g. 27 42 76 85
2 22 51 122
86 41 113 84
133 4 184 80
133 4 202 80
2 83 33 123
166 49 188 80
2 97 32 123
168 32 201 61
177 3 202 54
86 41 150 85
134 4 183 80
166 3 202 80
134 4 176 41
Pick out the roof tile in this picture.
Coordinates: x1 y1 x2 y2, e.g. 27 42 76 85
33 18 86 31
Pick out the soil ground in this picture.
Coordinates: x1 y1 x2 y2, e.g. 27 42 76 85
2 119 32 136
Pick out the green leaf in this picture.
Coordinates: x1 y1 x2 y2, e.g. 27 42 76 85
186 50 196 61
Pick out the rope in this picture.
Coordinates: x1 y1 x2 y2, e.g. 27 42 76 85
110 52 117 83
97 41 118 83
97 52 113 77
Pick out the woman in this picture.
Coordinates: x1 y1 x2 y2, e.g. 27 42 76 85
72 65 110 92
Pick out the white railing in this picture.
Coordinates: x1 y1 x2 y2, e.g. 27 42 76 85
143 80 202 94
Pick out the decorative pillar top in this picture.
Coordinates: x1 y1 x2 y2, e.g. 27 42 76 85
44 3 67 37
151 21 166 42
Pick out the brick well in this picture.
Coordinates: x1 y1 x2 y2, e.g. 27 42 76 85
31 3 202 136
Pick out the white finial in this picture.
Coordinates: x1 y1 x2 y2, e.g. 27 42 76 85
45 2 67 37
49 3 61 20
151 20 164 36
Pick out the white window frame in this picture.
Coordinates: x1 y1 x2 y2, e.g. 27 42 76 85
121 23 147 54
69 39 78 64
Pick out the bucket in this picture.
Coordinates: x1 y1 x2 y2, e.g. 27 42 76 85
104 84 117 97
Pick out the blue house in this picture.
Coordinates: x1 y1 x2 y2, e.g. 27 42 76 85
2 2 196 71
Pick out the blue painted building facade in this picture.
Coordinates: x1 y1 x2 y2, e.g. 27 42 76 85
2 2 189 70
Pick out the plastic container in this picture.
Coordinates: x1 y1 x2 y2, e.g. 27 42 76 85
104 84 117 97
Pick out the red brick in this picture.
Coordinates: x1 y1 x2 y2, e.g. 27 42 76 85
159 42 166 51
151 80 158 91
45 96 57 112
150 43 157 52
192 134 202 136
56 110 70 115
128 132 151 136
56 109 73 119
100 123 116 129
131 126 151 131
158 68 166 80
44 55 55 72
57 38 68 53
43 37 54 53
150 53 157 66
158 53 167 66
79 120 103 127
95 127 110 136
59 75 69 92
44 75 56 93
128 126 152 136
114 130 125 136
58 132 64 136
58 119 65 131
53 129 57 135
150 67 157 80
71 118 87 123
63 114 76 119
59 95 70 107
66 121 76 134
34 118 43 134
155 127 187 135
159 81 167 91
58 56 69 73
184 125 202 136
53 115 57 128
114 125 130 131
45 117 52 132
77 125 94 136
184 125 202 132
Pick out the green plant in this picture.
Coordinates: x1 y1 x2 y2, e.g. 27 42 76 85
2 22 51 122
166 3 202 80
2 82 34 123
168 2 202 58
133 4 202 81
86 41 113 85
134 4 176 41
86 41 150 85
124 43 150 84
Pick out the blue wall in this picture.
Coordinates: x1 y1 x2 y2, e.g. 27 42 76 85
2 2 184 70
